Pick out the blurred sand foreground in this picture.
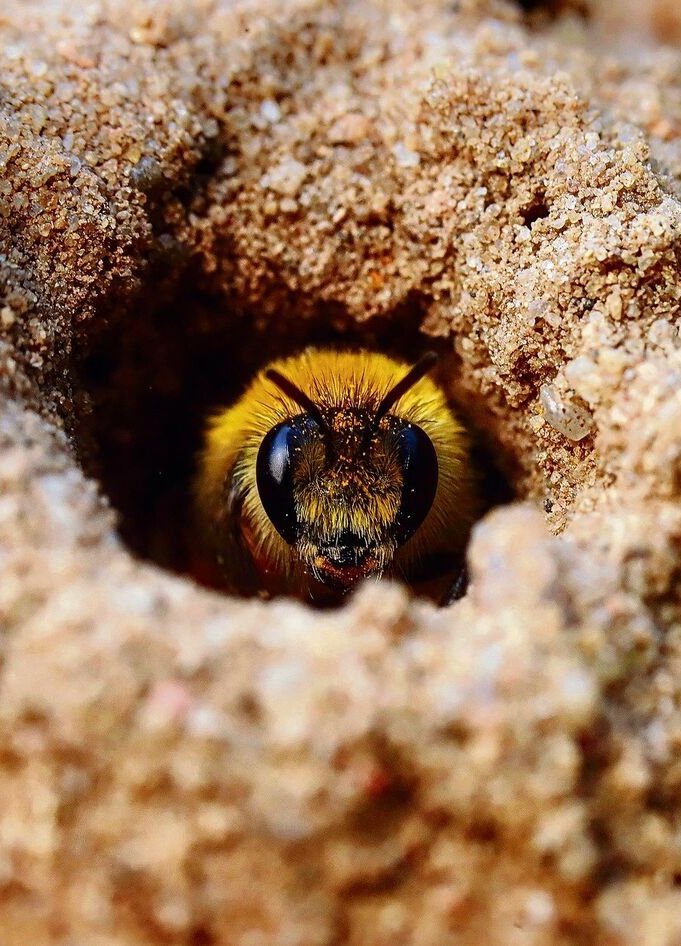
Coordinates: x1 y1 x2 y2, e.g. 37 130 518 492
3 0 681 943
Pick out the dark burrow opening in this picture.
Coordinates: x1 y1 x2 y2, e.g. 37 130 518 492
516 0 590 17
74 278 514 602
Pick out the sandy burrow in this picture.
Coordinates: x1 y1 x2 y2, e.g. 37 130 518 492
3 0 681 943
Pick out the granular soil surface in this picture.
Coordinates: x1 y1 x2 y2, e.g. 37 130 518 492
3 1 681 943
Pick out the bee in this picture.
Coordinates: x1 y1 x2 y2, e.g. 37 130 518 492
195 348 478 603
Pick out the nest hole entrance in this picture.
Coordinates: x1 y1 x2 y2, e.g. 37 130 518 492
516 0 590 18
74 284 513 600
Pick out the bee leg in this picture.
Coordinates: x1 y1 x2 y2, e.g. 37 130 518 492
440 564 468 606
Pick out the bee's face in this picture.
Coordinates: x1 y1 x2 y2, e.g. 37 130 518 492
197 349 476 602
256 407 438 591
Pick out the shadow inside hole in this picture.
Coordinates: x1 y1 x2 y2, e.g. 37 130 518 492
516 0 589 17
75 283 514 599
520 194 550 227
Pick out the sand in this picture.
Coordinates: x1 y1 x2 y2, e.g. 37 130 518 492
3 0 681 943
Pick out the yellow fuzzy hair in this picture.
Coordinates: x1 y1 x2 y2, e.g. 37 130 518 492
195 348 477 596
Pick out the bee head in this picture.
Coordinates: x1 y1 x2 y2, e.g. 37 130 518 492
255 354 439 592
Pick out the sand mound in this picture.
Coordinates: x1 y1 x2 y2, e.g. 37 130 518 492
3 0 681 942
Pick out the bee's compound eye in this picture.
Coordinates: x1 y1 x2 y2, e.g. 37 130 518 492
255 421 301 544
394 423 439 545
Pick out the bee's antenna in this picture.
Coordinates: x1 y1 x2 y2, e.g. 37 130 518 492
265 368 329 432
373 351 439 426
